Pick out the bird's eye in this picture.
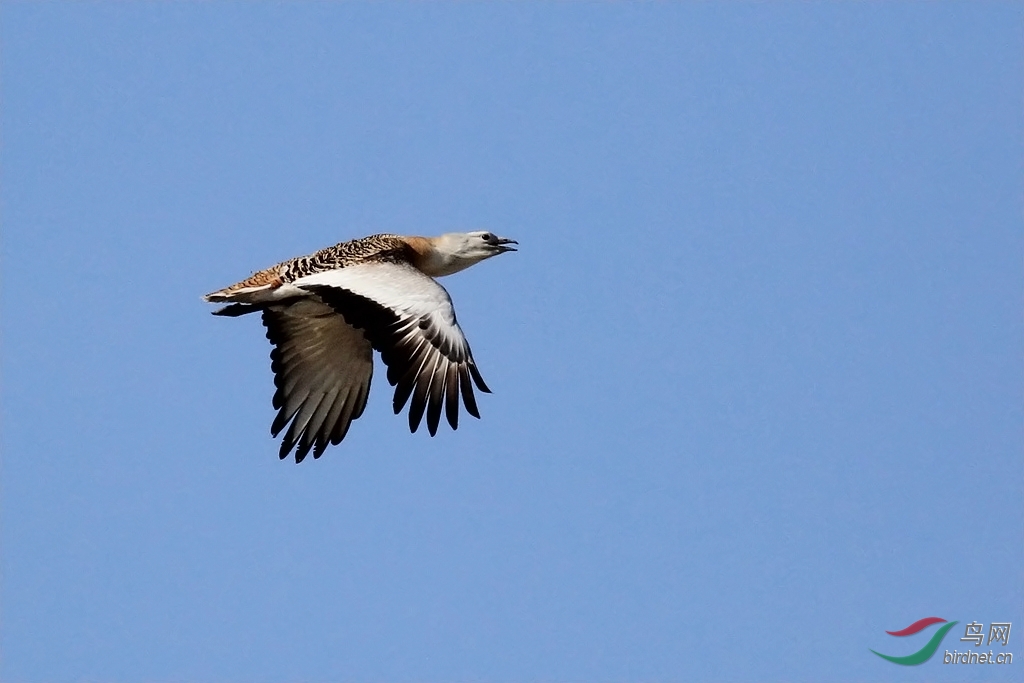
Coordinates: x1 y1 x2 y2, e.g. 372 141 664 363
482 233 494 242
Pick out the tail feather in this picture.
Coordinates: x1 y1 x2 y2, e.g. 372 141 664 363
204 283 279 304
204 290 232 303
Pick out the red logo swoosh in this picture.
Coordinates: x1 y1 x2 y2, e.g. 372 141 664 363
886 617 947 636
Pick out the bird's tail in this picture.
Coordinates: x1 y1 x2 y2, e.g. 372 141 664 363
204 264 286 304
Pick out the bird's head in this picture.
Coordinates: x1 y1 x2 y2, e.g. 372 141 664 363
418 231 518 277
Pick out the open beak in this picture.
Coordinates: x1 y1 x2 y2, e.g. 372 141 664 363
494 236 518 253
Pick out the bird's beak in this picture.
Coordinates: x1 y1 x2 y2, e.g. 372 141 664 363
495 237 518 253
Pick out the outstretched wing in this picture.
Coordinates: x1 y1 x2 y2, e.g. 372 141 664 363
261 298 373 462
295 261 490 436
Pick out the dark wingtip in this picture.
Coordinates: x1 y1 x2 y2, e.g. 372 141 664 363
293 445 307 464
212 303 258 317
279 432 303 463
459 366 480 419
408 400 423 433
393 379 414 415
271 410 288 438
426 385 443 436
469 364 492 393
445 378 460 431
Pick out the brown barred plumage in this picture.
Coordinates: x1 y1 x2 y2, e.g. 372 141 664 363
210 234 410 300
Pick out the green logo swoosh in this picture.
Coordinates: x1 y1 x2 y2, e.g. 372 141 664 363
871 621 958 666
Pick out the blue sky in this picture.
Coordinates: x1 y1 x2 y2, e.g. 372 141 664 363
2 3 1021 681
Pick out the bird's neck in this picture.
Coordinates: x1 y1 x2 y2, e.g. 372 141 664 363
403 236 479 278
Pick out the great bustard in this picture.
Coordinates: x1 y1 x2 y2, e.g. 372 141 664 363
205 231 517 462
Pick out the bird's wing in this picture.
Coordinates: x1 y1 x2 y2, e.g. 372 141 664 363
261 298 373 462
294 261 490 436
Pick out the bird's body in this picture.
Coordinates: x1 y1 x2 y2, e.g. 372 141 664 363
205 231 517 462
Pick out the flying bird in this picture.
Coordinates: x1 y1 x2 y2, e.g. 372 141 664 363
205 231 517 462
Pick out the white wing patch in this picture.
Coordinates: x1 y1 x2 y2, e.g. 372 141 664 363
295 262 490 436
